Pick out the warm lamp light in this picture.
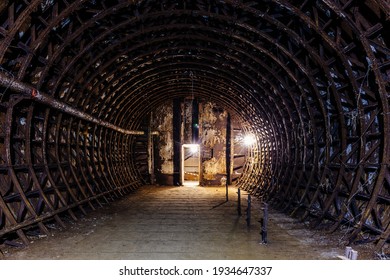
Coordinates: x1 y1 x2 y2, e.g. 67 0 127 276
188 144 199 153
243 134 256 146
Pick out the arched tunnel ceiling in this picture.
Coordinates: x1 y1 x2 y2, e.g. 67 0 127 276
0 0 389 255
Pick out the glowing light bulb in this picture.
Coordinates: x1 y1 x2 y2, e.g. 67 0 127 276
243 134 256 146
189 144 199 153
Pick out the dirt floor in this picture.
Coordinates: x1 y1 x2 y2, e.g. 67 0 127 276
0 185 384 260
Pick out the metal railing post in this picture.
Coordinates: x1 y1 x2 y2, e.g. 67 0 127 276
260 202 268 244
237 188 241 216
246 194 251 227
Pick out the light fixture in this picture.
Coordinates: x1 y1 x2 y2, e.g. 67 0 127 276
188 144 199 153
243 134 256 146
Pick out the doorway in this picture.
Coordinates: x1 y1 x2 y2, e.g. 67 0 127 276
181 144 200 186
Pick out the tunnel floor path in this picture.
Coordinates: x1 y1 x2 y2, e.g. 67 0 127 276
2 185 346 260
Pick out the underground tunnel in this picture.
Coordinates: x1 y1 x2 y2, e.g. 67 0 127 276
0 0 389 259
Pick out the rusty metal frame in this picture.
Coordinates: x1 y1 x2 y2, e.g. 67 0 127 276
0 0 389 255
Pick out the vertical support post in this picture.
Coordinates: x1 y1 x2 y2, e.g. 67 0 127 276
261 202 268 244
246 194 251 227
237 188 242 216
192 98 199 143
226 113 232 185
225 181 229 201
173 99 182 186
147 112 155 184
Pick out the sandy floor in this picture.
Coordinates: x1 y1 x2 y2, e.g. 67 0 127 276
0 185 378 260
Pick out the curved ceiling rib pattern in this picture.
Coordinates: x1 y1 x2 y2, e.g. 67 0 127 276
0 0 389 254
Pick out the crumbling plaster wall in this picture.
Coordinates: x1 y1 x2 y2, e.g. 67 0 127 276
151 102 174 176
200 102 227 184
151 100 230 185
